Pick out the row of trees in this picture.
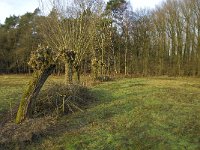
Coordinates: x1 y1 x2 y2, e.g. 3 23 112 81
1 0 200 77
151 0 200 76
0 10 40 73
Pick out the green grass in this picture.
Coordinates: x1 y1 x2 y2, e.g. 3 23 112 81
0 75 30 118
0 75 200 149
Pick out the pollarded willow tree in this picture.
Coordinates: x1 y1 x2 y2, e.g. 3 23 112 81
16 0 106 123
38 0 105 83
16 45 57 123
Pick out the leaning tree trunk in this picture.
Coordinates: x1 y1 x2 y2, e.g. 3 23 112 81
16 64 56 124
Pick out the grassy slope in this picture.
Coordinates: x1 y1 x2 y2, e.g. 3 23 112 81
0 75 200 149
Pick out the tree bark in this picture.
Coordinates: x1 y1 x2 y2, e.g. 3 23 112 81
65 63 68 85
16 64 56 123
68 62 73 84
125 46 127 76
75 65 81 83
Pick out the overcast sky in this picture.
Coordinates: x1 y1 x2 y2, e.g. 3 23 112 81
0 0 165 24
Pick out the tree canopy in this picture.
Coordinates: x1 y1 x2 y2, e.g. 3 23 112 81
0 0 200 76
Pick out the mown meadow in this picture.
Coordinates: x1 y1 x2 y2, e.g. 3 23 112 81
0 75 200 149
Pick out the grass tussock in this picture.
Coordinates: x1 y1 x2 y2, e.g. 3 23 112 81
0 116 56 150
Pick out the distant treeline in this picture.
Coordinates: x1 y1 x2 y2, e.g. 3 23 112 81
0 0 200 76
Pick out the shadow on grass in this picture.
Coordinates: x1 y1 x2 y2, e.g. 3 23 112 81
0 87 119 149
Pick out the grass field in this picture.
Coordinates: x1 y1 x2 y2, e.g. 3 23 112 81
0 75 200 149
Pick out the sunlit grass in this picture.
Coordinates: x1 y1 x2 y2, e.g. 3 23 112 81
0 75 200 149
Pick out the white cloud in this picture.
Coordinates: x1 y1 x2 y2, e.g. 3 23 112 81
130 0 165 10
0 0 165 24
0 1 13 23
0 0 39 24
